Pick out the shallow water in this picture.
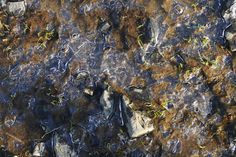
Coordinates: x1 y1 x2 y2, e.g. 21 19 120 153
0 0 236 156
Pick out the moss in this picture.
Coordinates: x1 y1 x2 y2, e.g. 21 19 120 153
201 36 210 48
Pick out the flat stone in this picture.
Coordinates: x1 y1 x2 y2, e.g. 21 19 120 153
224 0 236 51
7 1 26 16
123 96 154 138
126 111 154 138
83 88 94 96
100 90 113 119
167 139 182 154
0 0 6 7
225 32 236 51
224 0 236 21
33 143 45 157
54 134 77 157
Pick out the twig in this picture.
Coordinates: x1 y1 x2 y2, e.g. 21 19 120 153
5 132 24 144
41 126 62 139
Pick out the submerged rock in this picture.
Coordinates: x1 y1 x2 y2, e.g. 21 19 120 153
33 143 45 157
53 134 77 157
128 149 146 157
100 89 154 138
167 139 182 154
123 96 154 138
0 0 235 156
100 89 113 119
125 110 154 138
0 0 6 7
7 1 26 16
224 0 236 51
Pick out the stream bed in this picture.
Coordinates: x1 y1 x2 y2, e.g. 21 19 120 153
0 0 236 156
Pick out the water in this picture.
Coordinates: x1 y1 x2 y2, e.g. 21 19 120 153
0 0 235 156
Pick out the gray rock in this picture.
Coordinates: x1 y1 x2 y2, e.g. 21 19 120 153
123 96 154 138
100 89 113 119
175 85 213 119
7 1 26 16
100 22 111 33
173 68 214 119
26 0 40 10
125 111 154 138
54 134 77 157
0 0 6 7
225 32 236 51
128 149 146 157
46 22 56 32
224 0 236 51
33 143 45 157
100 91 154 138
4 115 16 128
167 139 182 154
229 138 236 155
224 1 236 21
83 88 94 96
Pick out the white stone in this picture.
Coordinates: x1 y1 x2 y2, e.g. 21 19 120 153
7 1 26 16
54 134 77 157
123 96 154 138
100 90 113 119
229 1 236 20
0 0 6 7
33 143 45 157
126 111 154 138
84 88 94 96
226 32 236 51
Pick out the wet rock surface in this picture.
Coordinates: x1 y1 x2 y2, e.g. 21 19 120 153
7 1 26 16
0 0 235 156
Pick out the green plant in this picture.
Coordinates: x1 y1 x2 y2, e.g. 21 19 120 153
161 99 172 110
37 30 55 43
23 23 30 33
137 34 144 48
202 36 210 48
51 99 58 105
191 3 198 11
37 29 56 48
153 108 166 118
198 51 219 66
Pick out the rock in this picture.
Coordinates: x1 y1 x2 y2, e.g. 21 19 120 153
128 149 146 157
125 111 154 138
100 22 111 33
26 0 40 10
123 96 154 138
167 139 182 154
225 32 236 51
192 94 212 118
0 0 235 156
54 134 77 157
173 3 184 15
0 0 6 7
180 68 214 118
83 88 94 96
100 91 154 138
100 89 113 119
7 1 26 16
229 138 236 155
4 115 16 128
224 1 236 21
33 143 45 157
224 0 236 51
